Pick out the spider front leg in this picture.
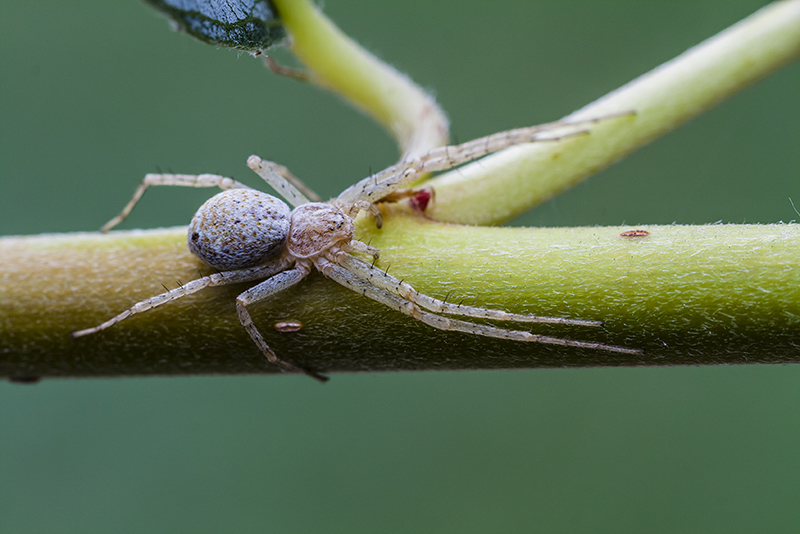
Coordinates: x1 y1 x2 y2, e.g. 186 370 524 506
336 112 635 205
380 187 435 215
101 173 252 232
235 265 328 382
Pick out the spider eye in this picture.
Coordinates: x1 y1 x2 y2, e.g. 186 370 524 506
187 189 291 270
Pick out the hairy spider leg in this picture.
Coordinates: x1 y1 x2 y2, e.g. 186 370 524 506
71 262 287 338
234 265 328 382
101 173 252 233
336 113 634 206
332 253 604 327
316 258 642 355
247 155 321 207
338 128 589 207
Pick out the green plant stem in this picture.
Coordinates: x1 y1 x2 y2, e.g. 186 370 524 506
423 1 800 224
270 0 450 159
3 3 799 380
2 219 800 378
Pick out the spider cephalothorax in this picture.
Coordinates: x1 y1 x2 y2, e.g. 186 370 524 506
73 116 641 381
285 203 358 259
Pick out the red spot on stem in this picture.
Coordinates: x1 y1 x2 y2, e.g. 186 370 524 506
410 189 432 213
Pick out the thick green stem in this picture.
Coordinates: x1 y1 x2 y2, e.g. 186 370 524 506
2 2 799 380
2 219 799 378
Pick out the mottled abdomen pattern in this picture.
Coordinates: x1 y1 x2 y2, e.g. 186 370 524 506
188 189 290 270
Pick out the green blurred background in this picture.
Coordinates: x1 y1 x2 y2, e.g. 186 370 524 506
2 1 800 532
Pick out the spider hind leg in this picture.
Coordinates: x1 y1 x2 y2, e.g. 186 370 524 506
235 266 329 382
318 256 642 356
71 264 285 338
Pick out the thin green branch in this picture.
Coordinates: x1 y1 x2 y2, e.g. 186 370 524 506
270 0 450 159
428 0 800 224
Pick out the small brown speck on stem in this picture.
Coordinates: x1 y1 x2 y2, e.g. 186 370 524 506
275 321 303 333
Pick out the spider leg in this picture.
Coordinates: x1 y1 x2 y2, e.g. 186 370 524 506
333 253 601 327
235 266 328 382
344 239 380 261
246 155 322 207
379 188 428 203
71 263 286 338
339 129 588 206
337 112 634 205
101 173 253 232
316 257 642 355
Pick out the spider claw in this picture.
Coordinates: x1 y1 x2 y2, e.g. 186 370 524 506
275 358 329 382
308 370 330 383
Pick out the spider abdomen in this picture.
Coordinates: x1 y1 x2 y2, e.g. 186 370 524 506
188 189 290 270
287 203 354 259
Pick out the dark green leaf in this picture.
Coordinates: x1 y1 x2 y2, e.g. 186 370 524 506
144 0 286 52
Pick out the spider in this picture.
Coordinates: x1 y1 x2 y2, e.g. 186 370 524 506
72 116 641 381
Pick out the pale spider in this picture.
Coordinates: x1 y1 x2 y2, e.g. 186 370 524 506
72 116 641 381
